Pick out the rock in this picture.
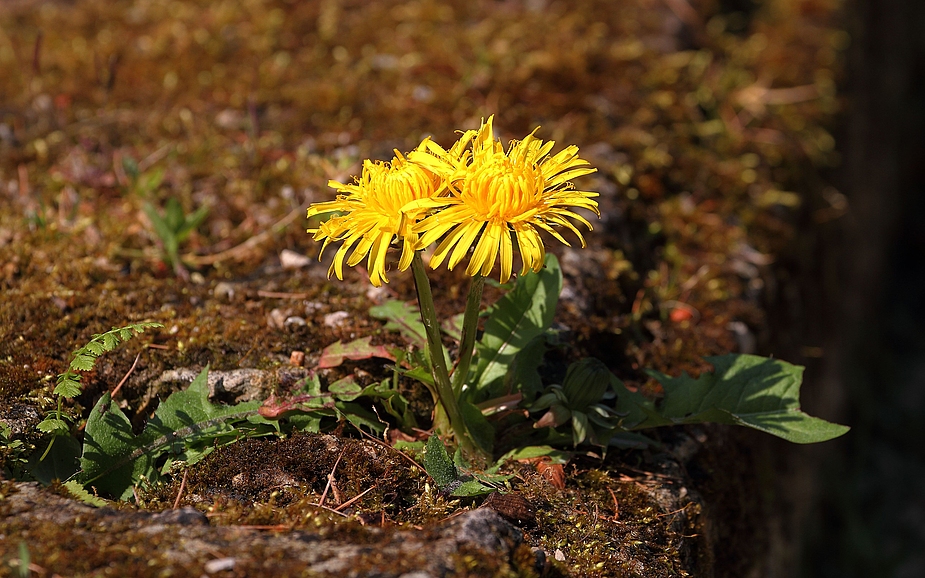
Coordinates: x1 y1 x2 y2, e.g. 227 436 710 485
323 310 350 327
0 483 537 577
279 249 312 270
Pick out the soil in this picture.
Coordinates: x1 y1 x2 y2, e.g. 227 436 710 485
0 0 845 576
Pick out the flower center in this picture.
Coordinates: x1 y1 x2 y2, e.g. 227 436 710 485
365 161 438 220
459 153 545 222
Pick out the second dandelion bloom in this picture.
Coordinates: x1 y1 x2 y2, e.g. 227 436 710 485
410 116 599 283
307 150 443 287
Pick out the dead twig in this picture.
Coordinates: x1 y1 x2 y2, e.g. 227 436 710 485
608 487 620 521
110 352 142 400
172 469 188 509
182 205 304 266
257 290 311 299
317 448 345 506
334 485 378 512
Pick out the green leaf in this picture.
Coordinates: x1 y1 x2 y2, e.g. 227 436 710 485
62 480 108 507
101 332 119 350
29 433 81 484
506 334 547 401
53 375 82 398
424 435 458 489
610 379 660 429
335 401 386 434
442 313 465 342
450 479 496 497
176 205 209 242
164 197 185 232
360 380 418 429
70 354 96 372
645 354 850 444
369 300 427 349
470 254 562 400
80 393 155 500
84 342 106 356
499 445 571 465
284 413 323 433
459 399 494 454
79 367 267 499
571 411 589 445
328 376 363 401
36 416 71 435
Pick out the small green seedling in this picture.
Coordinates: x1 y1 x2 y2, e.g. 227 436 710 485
143 197 208 277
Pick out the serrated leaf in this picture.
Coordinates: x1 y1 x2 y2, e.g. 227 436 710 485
36 417 70 435
424 435 457 489
62 480 108 507
84 342 106 356
645 354 850 444
470 254 561 401
118 328 133 341
53 376 82 399
70 354 96 372
101 333 119 350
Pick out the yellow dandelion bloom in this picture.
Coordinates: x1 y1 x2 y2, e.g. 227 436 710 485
306 150 443 287
408 116 599 283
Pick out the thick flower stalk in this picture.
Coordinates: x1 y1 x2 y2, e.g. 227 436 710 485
408 116 599 283
306 150 443 287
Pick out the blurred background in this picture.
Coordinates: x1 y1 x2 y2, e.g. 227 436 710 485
0 0 922 576
797 0 925 576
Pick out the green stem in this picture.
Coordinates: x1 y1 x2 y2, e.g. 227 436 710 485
410 252 473 451
452 275 484 395
39 397 64 461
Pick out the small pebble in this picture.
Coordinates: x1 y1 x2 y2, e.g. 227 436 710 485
267 308 288 329
366 285 389 303
280 249 311 269
554 549 566 562
284 316 306 327
289 350 305 366
213 281 235 300
324 310 350 327
204 557 236 573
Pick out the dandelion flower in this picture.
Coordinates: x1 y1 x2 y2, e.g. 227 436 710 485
409 116 599 283
306 150 443 286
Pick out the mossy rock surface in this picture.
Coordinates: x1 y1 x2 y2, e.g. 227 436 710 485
0 0 843 575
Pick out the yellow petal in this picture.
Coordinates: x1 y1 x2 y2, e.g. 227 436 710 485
447 221 485 270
